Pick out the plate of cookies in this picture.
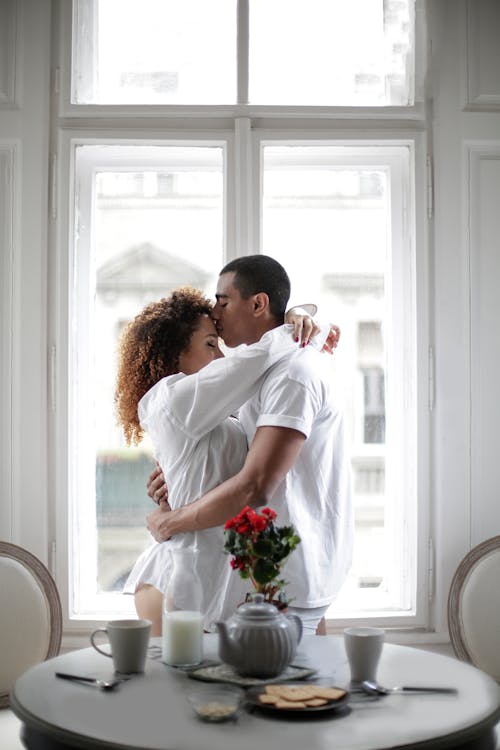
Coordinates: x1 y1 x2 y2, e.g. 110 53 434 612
246 683 349 715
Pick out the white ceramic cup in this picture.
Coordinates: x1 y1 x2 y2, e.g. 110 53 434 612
343 626 385 685
90 619 151 674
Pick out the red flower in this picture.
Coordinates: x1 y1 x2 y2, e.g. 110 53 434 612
230 557 246 571
227 506 280 533
253 516 268 532
245 510 258 527
261 507 277 520
224 505 301 607
225 505 277 535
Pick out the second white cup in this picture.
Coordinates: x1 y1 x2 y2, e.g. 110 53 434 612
90 618 151 674
343 626 385 685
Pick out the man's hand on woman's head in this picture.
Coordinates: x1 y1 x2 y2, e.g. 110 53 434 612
147 463 169 506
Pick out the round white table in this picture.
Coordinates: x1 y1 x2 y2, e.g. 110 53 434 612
11 635 500 750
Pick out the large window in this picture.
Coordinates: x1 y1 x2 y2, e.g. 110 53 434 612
55 0 427 627
68 139 419 619
72 0 414 106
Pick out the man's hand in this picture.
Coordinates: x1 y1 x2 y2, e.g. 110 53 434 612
323 324 341 354
147 463 169 505
146 499 172 542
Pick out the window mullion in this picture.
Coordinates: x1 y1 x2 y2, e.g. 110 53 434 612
236 0 249 105
232 117 254 257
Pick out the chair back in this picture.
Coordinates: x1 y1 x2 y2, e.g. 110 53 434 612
0 542 62 707
448 535 500 682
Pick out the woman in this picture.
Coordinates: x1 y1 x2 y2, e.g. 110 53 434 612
115 287 320 635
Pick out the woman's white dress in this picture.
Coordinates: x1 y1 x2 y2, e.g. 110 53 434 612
123 325 300 631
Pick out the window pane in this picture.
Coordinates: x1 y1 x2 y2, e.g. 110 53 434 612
71 144 224 614
72 0 236 104
250 0 414 105
262 144 415 614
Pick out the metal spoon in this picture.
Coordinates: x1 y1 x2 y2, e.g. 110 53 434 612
361 680 458 696
55 672 130 690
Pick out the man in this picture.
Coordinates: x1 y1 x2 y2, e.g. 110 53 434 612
146 255 353 633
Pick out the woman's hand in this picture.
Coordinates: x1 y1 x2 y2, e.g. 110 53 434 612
285 308 341 352
285 307 321 346
323 324 341 354
147 463 169 506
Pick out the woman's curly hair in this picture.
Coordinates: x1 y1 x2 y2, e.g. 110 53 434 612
115 286 213 446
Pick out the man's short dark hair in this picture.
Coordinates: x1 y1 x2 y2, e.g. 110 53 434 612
220 255 291 322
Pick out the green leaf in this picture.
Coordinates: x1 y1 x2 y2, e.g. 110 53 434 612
253 558 279 585
252 538 273 557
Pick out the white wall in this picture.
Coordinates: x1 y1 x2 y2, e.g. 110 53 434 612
0 0 51 560
429 0 500 631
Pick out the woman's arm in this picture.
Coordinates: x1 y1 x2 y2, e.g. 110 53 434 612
149 325 301 441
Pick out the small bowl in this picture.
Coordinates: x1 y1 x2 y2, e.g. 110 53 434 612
187 684 243 722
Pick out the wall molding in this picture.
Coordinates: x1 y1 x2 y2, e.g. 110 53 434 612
0 0 19 109
0 143 17 539
463 0 500 112
466 142 500 544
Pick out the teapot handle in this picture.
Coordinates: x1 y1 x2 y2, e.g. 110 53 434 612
286 613 303 644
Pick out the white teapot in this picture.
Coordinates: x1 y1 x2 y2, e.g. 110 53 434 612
216 594 302 677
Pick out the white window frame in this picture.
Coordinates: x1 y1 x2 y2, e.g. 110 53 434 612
53 131 236 626
68 137 232 618
50 0 430 635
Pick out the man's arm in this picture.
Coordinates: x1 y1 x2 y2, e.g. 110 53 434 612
146 426 306 541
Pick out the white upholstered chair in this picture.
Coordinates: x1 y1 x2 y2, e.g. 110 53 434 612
0 542 62 708
448 535 500 682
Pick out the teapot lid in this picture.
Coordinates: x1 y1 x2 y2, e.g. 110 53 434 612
237 594 281 619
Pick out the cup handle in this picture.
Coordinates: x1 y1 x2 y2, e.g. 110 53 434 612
90 628 112 658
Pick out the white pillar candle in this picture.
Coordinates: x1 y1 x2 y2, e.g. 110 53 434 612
162 610 203 667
